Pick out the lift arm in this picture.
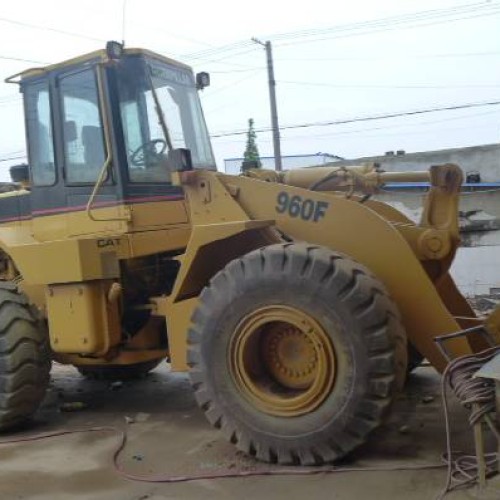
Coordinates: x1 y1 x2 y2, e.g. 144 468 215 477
167 165 477 372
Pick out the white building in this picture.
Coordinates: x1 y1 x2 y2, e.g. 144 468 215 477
336 144 500 298
223 152 343 175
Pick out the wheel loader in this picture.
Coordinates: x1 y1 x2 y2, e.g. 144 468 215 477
0 41 498 465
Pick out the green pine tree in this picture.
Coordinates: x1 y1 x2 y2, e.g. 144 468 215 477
242 118 261 171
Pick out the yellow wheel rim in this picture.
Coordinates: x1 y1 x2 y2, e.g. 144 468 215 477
228 305 336 417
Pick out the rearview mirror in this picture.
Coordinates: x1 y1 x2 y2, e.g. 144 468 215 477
10 163 30 184
196 72 210 91
168 148 193 172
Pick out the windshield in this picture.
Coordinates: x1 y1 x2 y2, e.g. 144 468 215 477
116 56 215 183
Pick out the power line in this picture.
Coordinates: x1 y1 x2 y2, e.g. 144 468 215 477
121 0 127 44
0 100 22 107
281 109 500 141
268 1 496 39
274 9 500 48
0 94 22 102
184 54 260 69
270 1 500 45
210 99 500 138
316 122 495 141
0 155 25 163
0 55 49 64
0 94 23 106
277 80 500 90
276 50 500 63
212 108 500 144
184 1 500 62
0 150 25 159
73 1 216 50
182 40 254 61
184 48 259 67
0 15 106 42
216 122 497 145
210 67 264 74
190 10 499 66
201 72 262 98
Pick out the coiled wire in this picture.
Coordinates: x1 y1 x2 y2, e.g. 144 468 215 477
438 346 500 498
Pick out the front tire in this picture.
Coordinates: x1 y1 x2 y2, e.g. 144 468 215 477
188 243 407 465
0 282 51 431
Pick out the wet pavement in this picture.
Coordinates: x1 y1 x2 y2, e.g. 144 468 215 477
0 362 498 500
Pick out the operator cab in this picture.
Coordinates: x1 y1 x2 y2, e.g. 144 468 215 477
6 42 215 234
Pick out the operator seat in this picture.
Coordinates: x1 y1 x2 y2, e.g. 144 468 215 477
82 125 105 171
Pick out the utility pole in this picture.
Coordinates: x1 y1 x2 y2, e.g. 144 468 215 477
252 38 282 171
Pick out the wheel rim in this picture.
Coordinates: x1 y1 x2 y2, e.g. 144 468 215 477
229 305 336 417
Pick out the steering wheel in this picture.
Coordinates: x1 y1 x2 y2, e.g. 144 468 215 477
130 139 167 167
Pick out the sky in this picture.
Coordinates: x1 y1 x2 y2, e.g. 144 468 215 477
0 0 499 179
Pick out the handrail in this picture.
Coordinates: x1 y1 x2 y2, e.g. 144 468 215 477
86 64 130 222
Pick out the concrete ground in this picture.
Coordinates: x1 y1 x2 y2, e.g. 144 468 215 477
0 362 498 500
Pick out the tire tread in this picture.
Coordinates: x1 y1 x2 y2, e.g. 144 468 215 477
0 282 50 431
187 243 407 464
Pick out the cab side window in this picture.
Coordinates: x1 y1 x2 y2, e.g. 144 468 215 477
25 80 56 186
60 68 106 184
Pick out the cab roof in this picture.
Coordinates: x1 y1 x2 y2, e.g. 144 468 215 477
5 46 192 84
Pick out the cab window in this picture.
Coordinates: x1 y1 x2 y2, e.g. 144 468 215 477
116 57 215 184
25 80 56 186
60 68 106 184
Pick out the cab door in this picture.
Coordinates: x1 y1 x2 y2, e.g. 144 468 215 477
28 64 126 242
25 75 63 241
57 66 125 237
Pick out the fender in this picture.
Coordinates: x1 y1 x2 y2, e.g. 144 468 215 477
172 170 472 372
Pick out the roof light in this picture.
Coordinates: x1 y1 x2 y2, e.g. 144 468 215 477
106 41 124 60
196 72 210 91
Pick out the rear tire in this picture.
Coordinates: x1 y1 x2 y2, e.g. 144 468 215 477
77 359 162 380
0 282 51 431
188 243 407 465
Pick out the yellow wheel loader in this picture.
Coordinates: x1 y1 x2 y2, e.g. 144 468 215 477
0 41 498 465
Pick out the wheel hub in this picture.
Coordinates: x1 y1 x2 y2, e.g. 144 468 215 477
263 324 318 390
229 305 336 417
